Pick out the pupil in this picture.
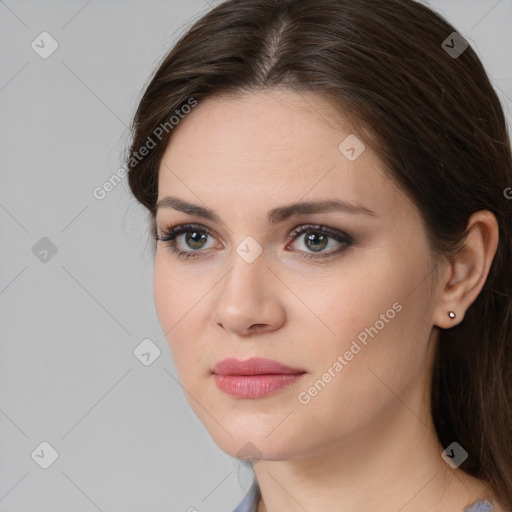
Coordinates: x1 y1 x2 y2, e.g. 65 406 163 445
186 231 207 249
305 231 327 252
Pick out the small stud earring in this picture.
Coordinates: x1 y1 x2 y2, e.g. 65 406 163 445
448 311 456 319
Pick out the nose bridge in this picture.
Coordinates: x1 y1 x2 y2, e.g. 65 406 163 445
223 236 267 301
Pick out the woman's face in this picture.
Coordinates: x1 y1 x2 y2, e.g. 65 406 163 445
154 89 442 461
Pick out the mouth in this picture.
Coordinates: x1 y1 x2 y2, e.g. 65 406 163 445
212 357 306 398
212 357 306 375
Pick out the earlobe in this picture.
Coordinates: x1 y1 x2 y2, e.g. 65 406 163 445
432 210 499 329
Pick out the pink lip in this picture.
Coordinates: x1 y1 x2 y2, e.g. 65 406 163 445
212 357 305 375
212 358 306 398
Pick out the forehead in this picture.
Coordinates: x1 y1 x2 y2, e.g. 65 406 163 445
157 89 412 224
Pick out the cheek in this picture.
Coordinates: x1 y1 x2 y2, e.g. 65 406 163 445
293 301 427 443
153 258 191 362
153 256 213 381
153 253 203 331
291 253 432 392
284 262 399 354
153 257 175 335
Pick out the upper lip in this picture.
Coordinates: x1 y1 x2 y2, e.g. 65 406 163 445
212 357 306 376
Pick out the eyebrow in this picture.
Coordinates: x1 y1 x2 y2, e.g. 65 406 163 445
156 196 378 224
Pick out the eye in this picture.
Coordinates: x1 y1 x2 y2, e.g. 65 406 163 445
155 223 354 261
155 223 219 260
286 224 354 260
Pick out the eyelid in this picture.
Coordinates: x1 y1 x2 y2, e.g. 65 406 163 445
156 223 218 242
287 223 353 243
285 223 353 260
156 221 351 241
156 222 354 260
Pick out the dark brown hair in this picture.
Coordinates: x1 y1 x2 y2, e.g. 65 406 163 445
126 0 512 506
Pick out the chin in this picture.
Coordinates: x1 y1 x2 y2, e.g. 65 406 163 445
202 418 300 462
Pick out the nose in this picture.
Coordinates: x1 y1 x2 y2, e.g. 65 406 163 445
211 246 286 337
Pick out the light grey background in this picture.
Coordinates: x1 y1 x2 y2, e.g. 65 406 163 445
1 1 511 511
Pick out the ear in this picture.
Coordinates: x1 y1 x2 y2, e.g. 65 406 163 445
433 210 499 329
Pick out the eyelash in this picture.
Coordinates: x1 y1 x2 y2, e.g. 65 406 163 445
155 223 354 261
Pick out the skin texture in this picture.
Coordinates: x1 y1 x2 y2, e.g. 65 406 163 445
153 89 500 511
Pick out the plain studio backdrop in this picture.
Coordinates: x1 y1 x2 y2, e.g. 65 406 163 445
0 1 511 511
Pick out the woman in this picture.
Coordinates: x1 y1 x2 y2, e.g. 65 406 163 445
126 0 512 510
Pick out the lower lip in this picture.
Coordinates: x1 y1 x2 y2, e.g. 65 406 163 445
213 373 305 398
